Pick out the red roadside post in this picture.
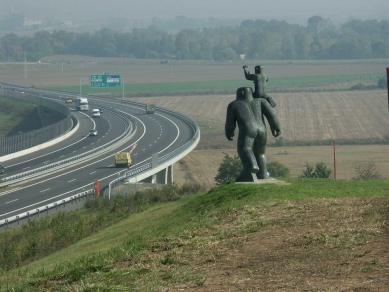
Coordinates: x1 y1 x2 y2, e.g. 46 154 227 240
333 140 337 180
386 68 389 113
94 180 100 196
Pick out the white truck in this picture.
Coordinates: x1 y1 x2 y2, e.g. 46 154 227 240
75 97 89 111
146 104 155 114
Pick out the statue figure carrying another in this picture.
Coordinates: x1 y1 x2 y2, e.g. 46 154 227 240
243 65 277 108
225 87 281 182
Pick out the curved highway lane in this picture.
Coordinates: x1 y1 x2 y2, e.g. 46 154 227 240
0 99 194 220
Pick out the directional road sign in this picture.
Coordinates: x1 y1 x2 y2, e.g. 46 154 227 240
90 74 122 88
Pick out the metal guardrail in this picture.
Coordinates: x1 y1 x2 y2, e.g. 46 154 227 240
0 189 94 229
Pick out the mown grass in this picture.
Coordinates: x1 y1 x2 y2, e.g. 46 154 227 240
50 72 384 95
0 178 388 291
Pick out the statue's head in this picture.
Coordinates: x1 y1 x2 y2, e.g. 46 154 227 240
236 87 253 101
255 65 264 74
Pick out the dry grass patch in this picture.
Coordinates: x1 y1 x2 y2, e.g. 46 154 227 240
146 196 389 291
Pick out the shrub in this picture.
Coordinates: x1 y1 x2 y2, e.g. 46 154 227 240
299 162 332 178
214 153 242 185
352 162 381 180
377 77 387 89
267 161 290 178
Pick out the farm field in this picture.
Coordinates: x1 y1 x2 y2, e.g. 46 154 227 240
0 56 386 91
1 57 388 186
129 91 389 187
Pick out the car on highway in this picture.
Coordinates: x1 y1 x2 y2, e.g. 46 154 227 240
92 109 101 118
89 129 98 136
65 99 73 103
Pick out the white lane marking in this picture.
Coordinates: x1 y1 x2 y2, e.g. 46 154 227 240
23 166 30 170
5 199 19 204
68 179 76 182
90 171 97 174
40 188 51 193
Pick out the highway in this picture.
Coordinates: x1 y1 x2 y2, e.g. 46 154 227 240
0 91 196 221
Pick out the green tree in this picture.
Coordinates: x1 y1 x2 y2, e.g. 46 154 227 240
267 161 290 178
294 31 311 59
174 31 190 59
23 31 54 61
280 37 297 59
51 30 77 54
214 153 242 185
1 33 23 61
198 37 212 59
307 16 324 34
307 16 335 35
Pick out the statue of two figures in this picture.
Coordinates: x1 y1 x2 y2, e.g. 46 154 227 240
225 65 281 182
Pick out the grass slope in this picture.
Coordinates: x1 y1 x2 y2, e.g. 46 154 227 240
0 97 37 138
1 179 388 291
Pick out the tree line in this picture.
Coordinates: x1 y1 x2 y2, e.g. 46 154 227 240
1 16 389 62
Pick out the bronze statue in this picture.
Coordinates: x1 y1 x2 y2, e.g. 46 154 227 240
225 85 281 182
243 65 277 108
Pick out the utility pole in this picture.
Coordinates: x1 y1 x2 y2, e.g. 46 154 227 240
24 52 27 79
386 67 389 112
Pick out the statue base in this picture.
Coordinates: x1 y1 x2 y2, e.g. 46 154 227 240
236 176 289 186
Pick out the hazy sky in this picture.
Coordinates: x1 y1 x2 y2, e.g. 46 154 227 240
1 0 388 24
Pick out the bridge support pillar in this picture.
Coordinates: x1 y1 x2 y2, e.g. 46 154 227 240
140 165 173 184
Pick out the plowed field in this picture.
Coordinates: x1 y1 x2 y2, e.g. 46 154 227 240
129 90 389 187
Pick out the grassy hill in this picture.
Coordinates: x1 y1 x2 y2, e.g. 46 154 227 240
0 97 39 139
0 179 388 291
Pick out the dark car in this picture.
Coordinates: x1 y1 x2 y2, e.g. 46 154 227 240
89 129 98 136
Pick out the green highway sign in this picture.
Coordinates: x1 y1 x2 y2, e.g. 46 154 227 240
90 74 122 88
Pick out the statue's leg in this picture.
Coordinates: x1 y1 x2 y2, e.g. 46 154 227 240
253 131 268 179
236 135 258 182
